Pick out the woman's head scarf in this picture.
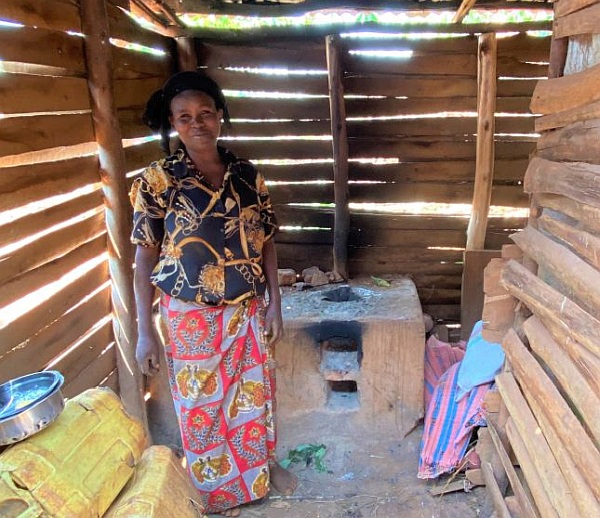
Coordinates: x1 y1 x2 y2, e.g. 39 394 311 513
143 71 230 153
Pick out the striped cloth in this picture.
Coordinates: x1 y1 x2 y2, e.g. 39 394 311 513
423 335 465 409
419 337 491 479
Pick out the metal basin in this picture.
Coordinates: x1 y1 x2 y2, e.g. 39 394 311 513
0 371 65 445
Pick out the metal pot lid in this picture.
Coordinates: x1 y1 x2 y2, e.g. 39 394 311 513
0 371 64 421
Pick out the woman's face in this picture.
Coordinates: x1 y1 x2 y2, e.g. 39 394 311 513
169 90 223 151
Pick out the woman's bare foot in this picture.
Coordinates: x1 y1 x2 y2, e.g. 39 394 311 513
218 507 241 517
269 461 298 496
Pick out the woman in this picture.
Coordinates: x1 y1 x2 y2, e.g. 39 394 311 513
130 71 296 516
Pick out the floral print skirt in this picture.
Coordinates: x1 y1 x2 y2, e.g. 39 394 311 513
160 294 276 513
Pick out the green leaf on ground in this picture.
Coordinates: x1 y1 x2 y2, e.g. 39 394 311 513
283 443 329 473
371 275 391 287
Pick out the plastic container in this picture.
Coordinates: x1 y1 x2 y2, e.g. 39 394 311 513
0 387 147 518
106 445 206 518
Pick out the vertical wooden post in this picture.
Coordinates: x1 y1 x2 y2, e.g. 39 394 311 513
325 34 350 279
466 32 497 251
79 0 148 430
176 37 197 71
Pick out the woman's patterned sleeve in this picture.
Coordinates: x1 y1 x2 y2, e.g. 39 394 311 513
130 173 166 248
256 171 278 242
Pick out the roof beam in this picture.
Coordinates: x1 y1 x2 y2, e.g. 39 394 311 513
453 0 478 23
160 0 552 17
182 20 553 42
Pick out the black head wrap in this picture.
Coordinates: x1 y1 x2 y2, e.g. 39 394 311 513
143 71 230 153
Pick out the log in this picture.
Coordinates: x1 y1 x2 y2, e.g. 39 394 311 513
511 225 600 317
538 210 600 271
554 3 600 39
326 34 350 280
496 372 579 518
524 156 600 210
536 193 600 235
0 0 80 32
500 258 600 360
505 417 559 518
555 0 600 17
481 461 512 518
488 420 539 518
531 61 600 115
502 329 600 504
536 118 600 164
80 0 147 428
535 98 600 132
0 75 90 114
548 37 568 79
523 316 600 444
466 33 497 251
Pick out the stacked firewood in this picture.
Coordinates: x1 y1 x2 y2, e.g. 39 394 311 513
478 1 600 516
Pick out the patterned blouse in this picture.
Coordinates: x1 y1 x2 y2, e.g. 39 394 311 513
130 147 278 305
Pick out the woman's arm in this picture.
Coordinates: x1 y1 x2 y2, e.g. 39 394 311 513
134 245 161 375
262 238 283 347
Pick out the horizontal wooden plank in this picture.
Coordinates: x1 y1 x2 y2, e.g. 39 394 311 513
275 242 333 272
418 287 461 305
100 369 119 394
346 96 478 117
349 228 469 248
0 284 110 383
351 213 525 232
0 0 80 32
51 319 113 384
349 257 464 276
537 118 600 164
347 117 535 138
536 98 600 132
224 139 332 160
0 261 108 351
0 235 107 310
343 35 478 55
229 119 331 138
349 246 464 263
199 41 326 69
531 62 600 115
0 26 85 75
63 343 116 398
524 156 600 210
0 74 91 114
276 229 332 245
350 158 530 183
0 215 106 287
0 113 95 158
349 139 535 161
118 108 154 139
123 139 164 172
345 75 477 97
114 76 166 109
270 181 528 206
536 193 600 236
206 68 329 96
555 0 600 17
1 189 104 249
112 45 173 80
274 204 333 227
227 97 331 120
554 3 600 38
345 53 477 77
496 57 549 79
107 2 170 52
0 156 99 210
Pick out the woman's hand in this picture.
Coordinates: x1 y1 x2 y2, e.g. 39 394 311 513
135 330 161 376
265 301 284 348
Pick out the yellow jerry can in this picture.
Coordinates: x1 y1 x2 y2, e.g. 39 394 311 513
0 387 148 518
105 445 206 518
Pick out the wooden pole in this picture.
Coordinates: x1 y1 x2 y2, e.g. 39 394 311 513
79 0 148 431
326 34 350 279
466 32 497 250
176 37 197 71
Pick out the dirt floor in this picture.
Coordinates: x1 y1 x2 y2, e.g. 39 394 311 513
217 420 487 518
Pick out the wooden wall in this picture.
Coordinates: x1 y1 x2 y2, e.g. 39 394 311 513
479 2 600 516
0 0 172 397
199 32 549 322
